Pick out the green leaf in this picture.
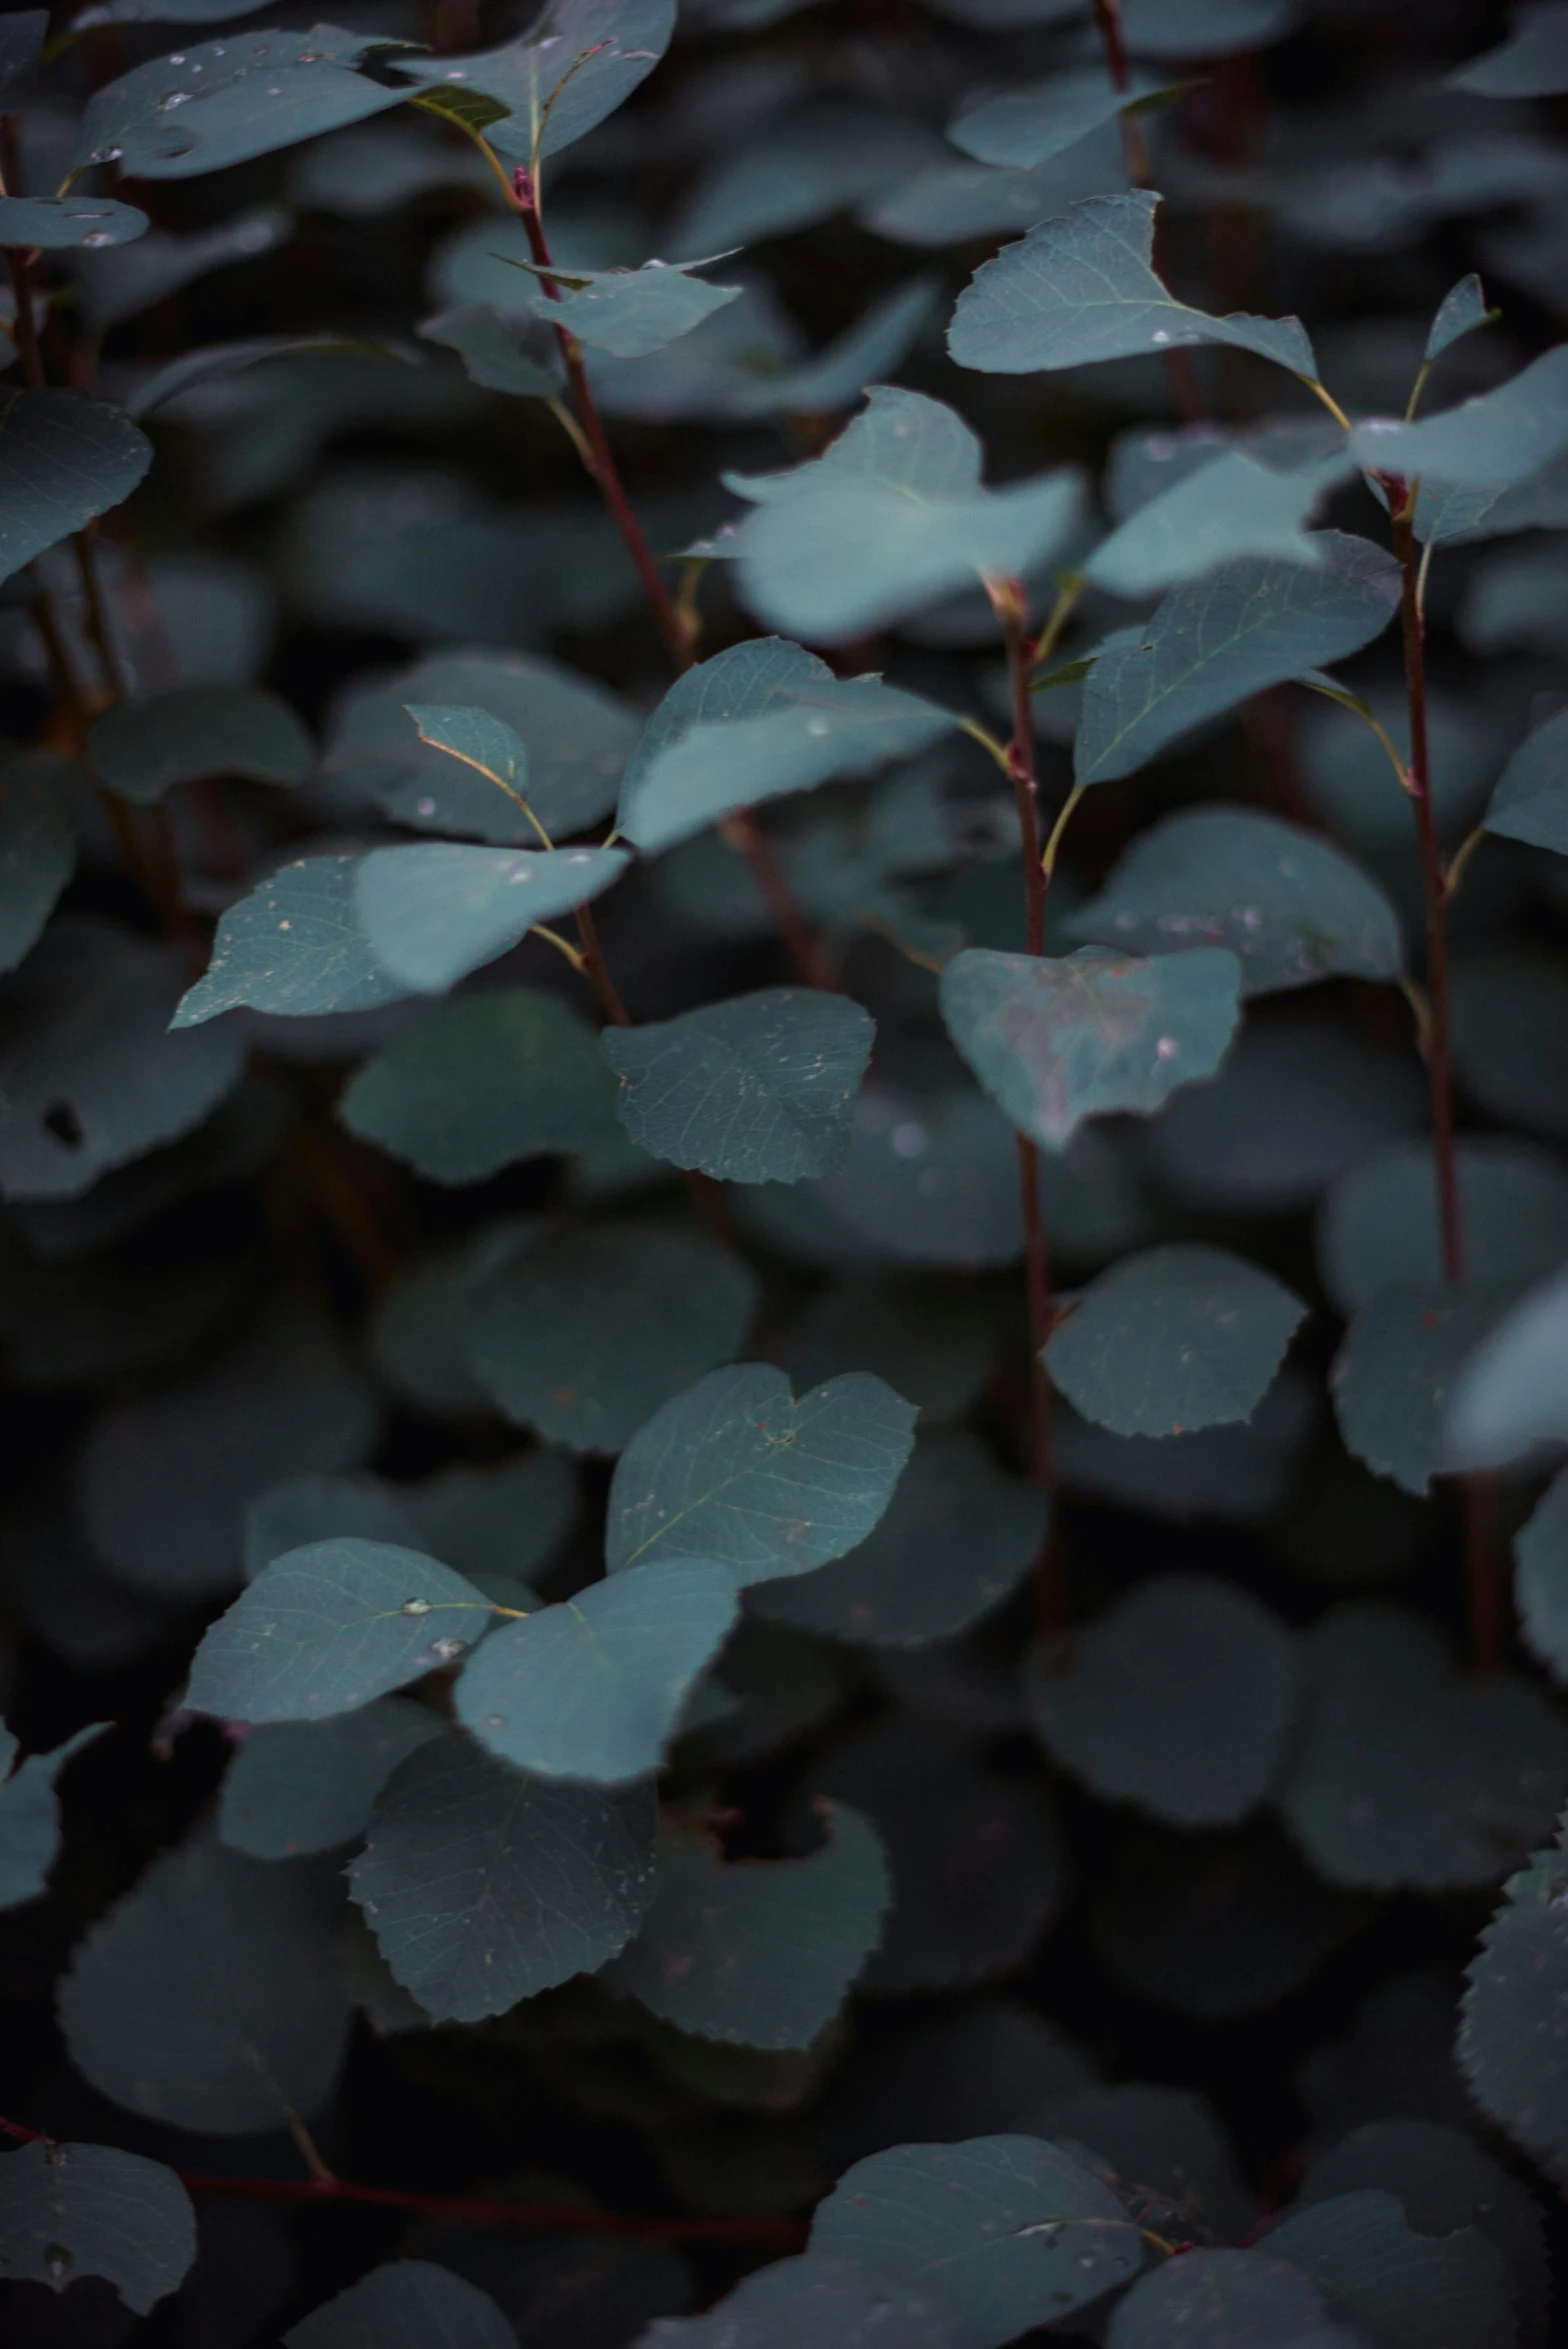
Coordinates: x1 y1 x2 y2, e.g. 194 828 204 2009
1085 450 1353 598
352 842 628 995
340 989 619 1184
809 2136 1145 2347
89 685 312 804
721 279 938 421
0 195 147 249
1264 2190 1517 2349
172 855 407 1026
606 1806 890 2048
1451 950 1568 1143
751 1430 1043 1647
776 1278 998 1425
1076 535 1401 786
1319 1139 1568 1315
1449 5 1568 97
605 1363 918 1584
368 1229 539 1415
949 191 1319 380
286 2260 518 2349
0 1723 106 1911
1 918 244 1198
1068 807 1403 995
1353 346 1568 495
244 1472 420 1582
1461 1819 1568 2176
520 260 742 358
1280 1603 1568 1890
218 1700 444 1858
604 988 874 1183
0 2143 196 2316
950 68 1182 171
58 1836 350 2131
940 945 1242 1151
390 0 676 163
403 699 530 799
1447 1266 1568 1472
1482 706 1568 852
1427 273 1497 362
455 1560 740 1782
1107 2249 1348 2349
349 1733 655 2021
188 1538 499 1723
1517 1468 1568 1686
619 637 956 851
407 1452 577 1587
0 753 75 977
77 26 414 181
732 391 1082 641
419 302 564 398
1028 1573 1298 1825
0 390 151 590
1046 1243 1305 1437
469 1226 757 1454
1331 1286 1499 1495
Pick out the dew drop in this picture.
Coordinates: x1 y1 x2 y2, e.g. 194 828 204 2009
1155 1034 1179 1060
400 1598 434 1616
805 717 831 737
506 861 535 885
81 232 114 248
169 51 185 63
484 1714 506 1731
44 2246 71 2283
891 1120 928 1158
430 1635 467 1662
1150 328 1171 344
159 89 191 108
415 795 437 817
567 849 593 864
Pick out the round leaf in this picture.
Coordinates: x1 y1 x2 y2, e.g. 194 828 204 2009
0 2143 195 2316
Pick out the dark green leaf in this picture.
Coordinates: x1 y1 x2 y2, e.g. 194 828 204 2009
1517 1467 1568 1686
949 191 1319 379
604 989 874 1183
0 196 147 249
391 0 676 163
668 100 941 252
606 1363 918 1584
456 1560 740 1782
349 1734 655 2021
751 1430 1043 1647
1 918 244 1199
0 2143 195 2315
0 391 152 587
1483 707 1568 852
286 2260 517 2349
1354 347 1568 496
0 753 75 977
244 1473 420 1583
188 1538 499 1723
368 1229 539 1414
172 855 408 1026
1279 1603 1568 1890
774 1279 997 1425
950 69 1181 171
1108 2247 1349 2349
77 26 414 181
1427 274 1497 362
809 2135 1145 2347
341 989 618 1184
1264 2189 1517 2349
1447 1266 1568 1471
469 1226 756 1454
1076 536 1401 786
1461 1819 1568 2176
58 1837 350 2131
419 303 564 398
0 10 43 100
1086 451 1352 599
940 944 1242 1150
1452 950 1568 1142
1450 7 1568 98
1046 1242 1306 1437
643 2255 946 2349
1058 1373 1313 1524
219 1701 444 1858
0 1724 106 1911
1331 1286 1499 1495
1028 1572 1298 1824
1070 807 1401 995
74 206 291 333
606 1806 890 2048
407 1452 577 1587
1319 1139 1568 1315
352 842 628 994
90 685 312 804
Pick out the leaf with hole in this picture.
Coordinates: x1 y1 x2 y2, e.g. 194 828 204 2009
0 2143 196 2315
218 1700 444 1859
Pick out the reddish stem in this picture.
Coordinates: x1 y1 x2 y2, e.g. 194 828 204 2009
1091 0 1205 426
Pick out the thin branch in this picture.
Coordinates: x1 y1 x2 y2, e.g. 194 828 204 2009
1093 0 1204 423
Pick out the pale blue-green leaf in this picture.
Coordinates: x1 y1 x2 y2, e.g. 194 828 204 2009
950 69 1177 171
1517 1468 1568 1686
0 195 146 249
341 989 617 1184
77 26 414 179
1046 1242 1306 1437
750 1430 1043 1648
1332 1286 1499 1495
1427 273 1497 362
1076 535 1401 786
58 1837 350 2131
393 0 675 162
940 943 1242 1151
2 918 244 1198
1461 1819 1568 2177
1265 2190 1517 2349
172 856 408 1027
1449 4 1568 96
949 191 1318 379
0 1724 106 1911
350 1733 655 2021
1483 706 1568 852
527 261 743 359
419 302 563 398
0 390 152 587
75 207 290 333
352 843 627 996
732 383 987 504
809 2136 1144 2348
467 1226 756 1454
1353 346 1568 494
1447 1264 1568 1471
1280 1603 1568 1890
404 701 529 803
218 1701 443 1858
604 990 873 1184
606 1364 918 1583
0 2144 196 2316
1108 2248 1351 2349
286 2261 517 2349
89 684 311 804
1029 1573 1297 1824
1086 451 1352 598
0 753 74 976
456 1560 739 1783
1319 1138 1568 1316
188 1539 499 1724
1068 806 1402 995
607 1807 890 2048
